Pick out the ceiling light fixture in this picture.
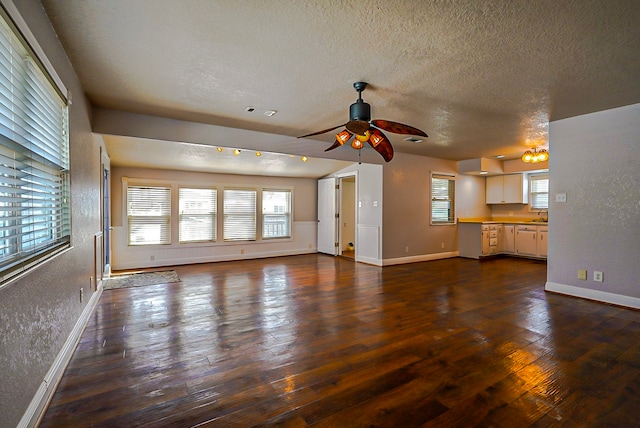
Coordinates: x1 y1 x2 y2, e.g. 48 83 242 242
255 151 261 156
216 147 223 152
301 156 308 162
234 149 241 156
521 147 549 163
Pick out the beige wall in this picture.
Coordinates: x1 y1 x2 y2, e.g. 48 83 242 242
109 167 319 270
382 152 459 259
0 1 105 425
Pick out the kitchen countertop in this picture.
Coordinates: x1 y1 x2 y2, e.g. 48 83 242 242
457 218 548 225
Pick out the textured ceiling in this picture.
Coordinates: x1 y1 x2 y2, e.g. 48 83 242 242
40 0 640 172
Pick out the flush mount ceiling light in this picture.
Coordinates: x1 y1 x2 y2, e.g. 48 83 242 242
521 147 549 163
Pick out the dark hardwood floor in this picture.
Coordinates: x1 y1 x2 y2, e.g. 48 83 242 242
39 255 640 427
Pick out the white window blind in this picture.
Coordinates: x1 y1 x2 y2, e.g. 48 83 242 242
179 188 217 243
431 174 455 224
223 189 256 241
127 186 171 245
530 174 549 210
262 189 291 239
0 10 70 277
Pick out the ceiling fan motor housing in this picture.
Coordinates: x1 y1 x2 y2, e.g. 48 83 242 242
347 100 371 135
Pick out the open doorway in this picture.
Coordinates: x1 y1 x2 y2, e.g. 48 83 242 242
339 175 356 259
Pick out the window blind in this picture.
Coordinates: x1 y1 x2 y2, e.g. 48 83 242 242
0 10 69 276
262 189 291 239
223 189 256 241
530 174 549 210
431 174 455 224
179 188 217 243
127 186 171 245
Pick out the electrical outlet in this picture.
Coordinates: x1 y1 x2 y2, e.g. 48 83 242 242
240 248 245 255
405 246 409 253
578 269 587 280
441 242 445 249
594 271 604 282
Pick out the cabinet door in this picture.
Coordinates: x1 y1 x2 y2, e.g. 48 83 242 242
537 228 548 257
503 225 515 253
503 174 525 203
482 230 491 255
515 228 537 256
486 176 504 204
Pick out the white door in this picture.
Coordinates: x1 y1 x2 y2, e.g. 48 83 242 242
317 177 338 255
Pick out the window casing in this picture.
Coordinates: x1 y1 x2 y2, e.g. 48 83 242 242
529 174 549 210
431 173 455 224
127 186 171 245
0 10 70 279
262 189 291 239
179 187 216 243
223 189 256 241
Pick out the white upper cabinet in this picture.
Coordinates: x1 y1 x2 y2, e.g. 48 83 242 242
486 174 528 204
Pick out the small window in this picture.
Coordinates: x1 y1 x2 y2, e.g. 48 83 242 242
530 174 549 210
431 173 455 224
179 188 217 243
127 186 171 245
262 190 291 239
223 189 256 241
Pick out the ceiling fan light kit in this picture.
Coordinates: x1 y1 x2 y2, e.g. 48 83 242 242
298 82 428 162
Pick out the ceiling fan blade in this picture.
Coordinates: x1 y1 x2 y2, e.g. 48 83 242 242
367 128 394 162
324 140 344 152
298 123 346 138
371 119 428 137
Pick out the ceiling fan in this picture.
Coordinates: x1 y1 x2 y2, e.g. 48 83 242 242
298 82 428 162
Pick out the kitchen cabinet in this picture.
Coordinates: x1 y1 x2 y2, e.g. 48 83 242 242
515 225 537 256
486 174 528 204
482 224 498 256
458 222 546 259
501 225 515 254
537 226 548 257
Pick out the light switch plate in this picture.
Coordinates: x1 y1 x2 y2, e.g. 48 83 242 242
555 193 567 203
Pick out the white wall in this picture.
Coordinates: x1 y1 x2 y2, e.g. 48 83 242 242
546 103 640 308
326 162 384 265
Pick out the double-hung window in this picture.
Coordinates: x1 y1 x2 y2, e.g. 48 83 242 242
530 174 549 210
0 10 70 279
127 186 171 245
223 189 256 241
431 173 455 224
179 188 217 243
262 189 291 239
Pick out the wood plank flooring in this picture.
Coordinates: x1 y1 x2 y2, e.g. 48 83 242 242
39 255 640 427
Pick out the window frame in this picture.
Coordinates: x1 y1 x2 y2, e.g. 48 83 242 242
430 173 456 225
261 189 292 239
0 5 71 285
178 187 217 243
529 173 549 211
126 185 172 246
223 188 257 242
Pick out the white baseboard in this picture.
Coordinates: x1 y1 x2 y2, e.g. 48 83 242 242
19 282 104 428
545 281 640 310
383 251 459 266
356 255 383 266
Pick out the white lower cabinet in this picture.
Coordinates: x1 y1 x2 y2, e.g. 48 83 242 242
502 225 515 254
537 227 548 257
515 225 538 257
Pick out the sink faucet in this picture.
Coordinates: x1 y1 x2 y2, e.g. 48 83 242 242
537 210 548 222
